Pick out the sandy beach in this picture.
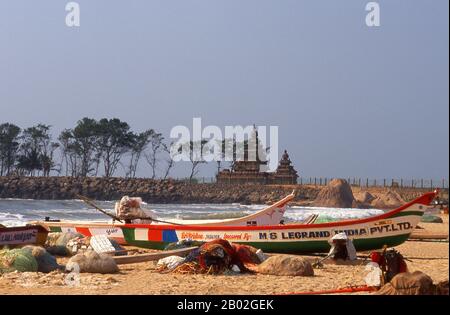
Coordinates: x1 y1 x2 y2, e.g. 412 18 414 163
0 215 447 295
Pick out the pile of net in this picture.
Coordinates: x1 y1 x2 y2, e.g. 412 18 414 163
45 232 85 256
160 239 264 275
0 248 38 273
22 245 63 273
44 232 125 256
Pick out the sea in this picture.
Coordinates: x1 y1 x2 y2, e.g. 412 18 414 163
0 199 384 227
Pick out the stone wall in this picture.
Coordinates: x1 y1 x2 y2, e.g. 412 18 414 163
0 176 319 204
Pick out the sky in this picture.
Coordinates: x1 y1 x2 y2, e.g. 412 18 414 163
0 0 448 180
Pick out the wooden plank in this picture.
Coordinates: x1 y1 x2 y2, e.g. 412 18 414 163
113 246 198 265
409 233 449 240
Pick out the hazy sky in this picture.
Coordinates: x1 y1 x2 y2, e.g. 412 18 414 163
0 0 448 180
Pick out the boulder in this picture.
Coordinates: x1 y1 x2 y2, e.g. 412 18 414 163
312 179 355 208
256 255 314 276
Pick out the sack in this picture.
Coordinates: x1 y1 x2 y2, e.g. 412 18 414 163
377 271 434 295
256 255 314 276
67 250 119 274
115 196 153 221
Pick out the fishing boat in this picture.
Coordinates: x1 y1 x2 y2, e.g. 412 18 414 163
119 191 438 253
0 224 49 247
33 192 295 244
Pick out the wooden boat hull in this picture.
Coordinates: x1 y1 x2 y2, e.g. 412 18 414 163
0 225 49 247
33 192 295 245
45 223 126 244
120 192 437 253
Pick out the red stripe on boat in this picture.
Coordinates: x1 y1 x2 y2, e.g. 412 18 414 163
148 229 163 241
76 227 92 237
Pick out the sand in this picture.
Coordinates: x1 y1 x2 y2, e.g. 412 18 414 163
0 216 448 295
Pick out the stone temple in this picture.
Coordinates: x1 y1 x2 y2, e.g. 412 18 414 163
216 149 299 185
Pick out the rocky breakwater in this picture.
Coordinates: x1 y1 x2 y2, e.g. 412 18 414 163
0 176 320 204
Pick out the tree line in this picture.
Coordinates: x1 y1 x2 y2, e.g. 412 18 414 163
0 118 174 179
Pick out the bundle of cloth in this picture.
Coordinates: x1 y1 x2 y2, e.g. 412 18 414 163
159 239 264 275
115 196 156 223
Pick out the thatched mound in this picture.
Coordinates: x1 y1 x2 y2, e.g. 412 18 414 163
312 179 355 208
354 191 376 206
370 190 405 209
256 255 314 276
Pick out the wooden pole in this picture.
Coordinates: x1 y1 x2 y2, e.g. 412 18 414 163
113 247 198 265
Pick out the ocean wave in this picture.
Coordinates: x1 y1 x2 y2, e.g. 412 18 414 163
0 199 384 224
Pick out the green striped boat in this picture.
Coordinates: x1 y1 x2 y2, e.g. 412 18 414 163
120 191 438 253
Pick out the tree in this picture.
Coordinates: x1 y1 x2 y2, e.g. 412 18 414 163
16 150 41 176
177 140 208 183
96 118 134 177
127 130 153 178
71 118 100 177
0 123 21 176
58 129 79 176
144 130 164 179
161 142 174 180
42 142 60 176
17 124 56 176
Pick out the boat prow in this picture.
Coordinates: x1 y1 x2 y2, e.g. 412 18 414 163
0 224 49 247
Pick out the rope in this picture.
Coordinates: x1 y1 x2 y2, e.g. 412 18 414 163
277 285 378 295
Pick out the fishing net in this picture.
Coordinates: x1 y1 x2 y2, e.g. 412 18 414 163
22 245 63 273
169 239 259 275
55 232 85 247
0 248 38 273
45 232 86 256
45 232 62 247
232 244 262 266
